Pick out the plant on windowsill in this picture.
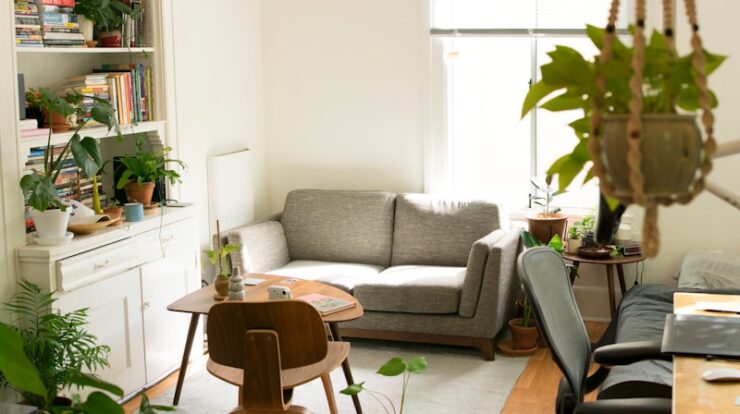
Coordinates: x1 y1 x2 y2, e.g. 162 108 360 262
0 280 173 414
521 21 725 256
19 87 119 241
566 225 582 254
203 220 241 300
341 356 427 414
527 178 567 244
115 135 186 207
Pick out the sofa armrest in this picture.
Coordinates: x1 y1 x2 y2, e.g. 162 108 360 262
593 340 672 366
459 229 506 317
227 219 290 274
459 229 522 330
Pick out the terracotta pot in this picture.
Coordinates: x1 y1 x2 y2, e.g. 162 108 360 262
601 114 702 199
43 110 70 132
104 206 124 220
124 181 156 206
509 318 539 350
526 213 568 245
214 278 229 297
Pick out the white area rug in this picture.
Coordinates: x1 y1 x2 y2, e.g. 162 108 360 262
153 339 528 414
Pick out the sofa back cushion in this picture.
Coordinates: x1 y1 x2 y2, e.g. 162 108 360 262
391 194 502 267
281 189 396 267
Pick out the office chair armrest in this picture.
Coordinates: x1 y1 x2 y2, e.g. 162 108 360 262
593 340 672 366
573 398 671 414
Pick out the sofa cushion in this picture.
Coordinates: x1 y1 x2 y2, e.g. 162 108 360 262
391 194 501 267
281 190 396 267
266 260 384 293
228 221 290 273
353 265 466 314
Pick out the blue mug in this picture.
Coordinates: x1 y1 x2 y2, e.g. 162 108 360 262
124 203 144 222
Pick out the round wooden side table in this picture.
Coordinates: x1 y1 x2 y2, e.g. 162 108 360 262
561 252 645 318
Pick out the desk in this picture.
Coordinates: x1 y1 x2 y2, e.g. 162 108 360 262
167 274 364 413
672 292 740 413
561 253 644 318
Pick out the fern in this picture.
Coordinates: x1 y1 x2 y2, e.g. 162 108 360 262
0 280 110 411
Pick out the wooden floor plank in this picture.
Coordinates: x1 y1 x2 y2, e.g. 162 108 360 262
500 321 608 414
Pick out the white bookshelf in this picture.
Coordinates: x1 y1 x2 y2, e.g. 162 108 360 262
18 120 166 151
16 46 154 54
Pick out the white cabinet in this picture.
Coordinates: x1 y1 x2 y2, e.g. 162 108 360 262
16 206 202 399
56 268 146 396
141 245 199 383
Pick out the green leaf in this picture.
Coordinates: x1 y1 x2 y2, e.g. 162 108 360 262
546 154 586 193
605 196 621 212
547 234 564 253
568 117 591 135
67 371 123 397
583 167 595 184
521 81 559 118
220 243 242 257
138 393 175 413
377 357 406 376
71 135 102 178
540 92 587 112
340 381 365 396
76 391 124 414
521 231 543 248
541 46 594 90
406 357 427 374
0 324 47 398
20 172 63 211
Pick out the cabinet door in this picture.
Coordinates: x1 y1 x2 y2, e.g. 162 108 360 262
56 268 146 397
140 248 201 384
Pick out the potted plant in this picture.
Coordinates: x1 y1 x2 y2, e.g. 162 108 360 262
203 220 241 299
75 0 142 46
521 24 725 256
104 198 123 220
509 297 539 351
566 225 582 254
527 178 567 244
19 88 118 240
115 136 186 206
0 281 173 414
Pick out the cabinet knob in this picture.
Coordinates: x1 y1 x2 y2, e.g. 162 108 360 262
142 301 151 310
94 259 111 269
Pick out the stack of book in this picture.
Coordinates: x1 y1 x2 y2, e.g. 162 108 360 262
95 64 153 124
62 73 111 127
40 0 84 48
14 0 43 47
124 0 146 47
19 118 50 138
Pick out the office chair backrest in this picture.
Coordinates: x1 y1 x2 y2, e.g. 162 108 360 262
207 301 328 370
517 247 591 404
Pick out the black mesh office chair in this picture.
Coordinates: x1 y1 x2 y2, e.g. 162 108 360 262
517 247 672 414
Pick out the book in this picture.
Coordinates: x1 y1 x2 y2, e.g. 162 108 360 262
21 128 50 137
296 293 356 316
19 119 38 130
39 0 74 6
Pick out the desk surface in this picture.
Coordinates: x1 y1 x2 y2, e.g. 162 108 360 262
561 252 645 265
167 273 364 323
673 292 740 413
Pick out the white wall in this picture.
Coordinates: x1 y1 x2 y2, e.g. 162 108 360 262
171 0 267 250
262 0 428 212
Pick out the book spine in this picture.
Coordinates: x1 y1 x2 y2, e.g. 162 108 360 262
39 0 75 7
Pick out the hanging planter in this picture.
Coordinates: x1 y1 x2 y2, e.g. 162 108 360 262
521 0 725 257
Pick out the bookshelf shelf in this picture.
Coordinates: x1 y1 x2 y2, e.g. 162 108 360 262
18 120 165 150
16 47 155 54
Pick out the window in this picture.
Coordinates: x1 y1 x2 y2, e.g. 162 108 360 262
429 0 631 210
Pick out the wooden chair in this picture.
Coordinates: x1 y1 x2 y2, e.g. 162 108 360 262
206 301 350 414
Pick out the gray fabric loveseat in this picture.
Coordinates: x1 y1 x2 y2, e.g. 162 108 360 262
227 189 521 359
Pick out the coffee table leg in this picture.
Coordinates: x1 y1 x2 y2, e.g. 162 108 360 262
173 313 200 406
328 322 363 414
616 264 627 294
606 265 617 318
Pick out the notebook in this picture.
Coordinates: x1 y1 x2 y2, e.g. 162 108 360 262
297 293 356 316
661 313 740 358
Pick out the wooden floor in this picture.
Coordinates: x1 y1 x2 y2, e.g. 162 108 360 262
500 321 608 414
124 322 608 414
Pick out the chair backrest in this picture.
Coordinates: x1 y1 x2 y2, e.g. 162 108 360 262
517 247 591 403
207 301 328 370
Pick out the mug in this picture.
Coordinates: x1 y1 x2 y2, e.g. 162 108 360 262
124 203 144 222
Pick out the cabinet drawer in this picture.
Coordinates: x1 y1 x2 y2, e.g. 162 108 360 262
135 217 199 263
57 238 139 292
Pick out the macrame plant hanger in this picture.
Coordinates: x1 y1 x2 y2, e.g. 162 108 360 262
588 0 717 258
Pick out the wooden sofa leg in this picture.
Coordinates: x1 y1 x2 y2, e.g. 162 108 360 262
474 338 495 361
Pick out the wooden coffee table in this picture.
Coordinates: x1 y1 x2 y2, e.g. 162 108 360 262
167 274 364 413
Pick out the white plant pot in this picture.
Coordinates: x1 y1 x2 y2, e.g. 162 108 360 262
79 16 94 42
567 238 582 254
32 208 71 239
